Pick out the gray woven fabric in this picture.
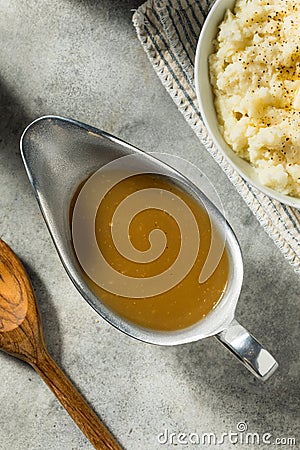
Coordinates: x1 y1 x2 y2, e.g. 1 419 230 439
133 0 300 273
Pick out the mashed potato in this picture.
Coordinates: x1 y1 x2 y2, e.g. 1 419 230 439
209 0 300 197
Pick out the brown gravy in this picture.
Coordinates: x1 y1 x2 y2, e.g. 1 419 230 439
70 173 229 331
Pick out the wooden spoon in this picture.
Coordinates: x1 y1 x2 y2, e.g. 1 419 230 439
0 238 122 450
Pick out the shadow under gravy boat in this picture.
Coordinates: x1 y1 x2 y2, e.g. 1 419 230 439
20 115 278 380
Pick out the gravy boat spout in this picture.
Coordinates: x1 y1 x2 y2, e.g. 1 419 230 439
20 115 278 380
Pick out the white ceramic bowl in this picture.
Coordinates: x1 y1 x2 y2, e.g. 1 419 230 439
194 0 300 209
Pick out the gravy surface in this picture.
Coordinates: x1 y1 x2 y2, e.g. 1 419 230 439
71 173 229 331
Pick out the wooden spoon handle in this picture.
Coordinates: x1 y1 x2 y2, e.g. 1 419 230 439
33 349 122 450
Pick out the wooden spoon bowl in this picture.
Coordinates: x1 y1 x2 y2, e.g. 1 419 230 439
0 238 122 450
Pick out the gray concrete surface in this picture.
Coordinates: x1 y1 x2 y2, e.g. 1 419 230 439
0 1 299 449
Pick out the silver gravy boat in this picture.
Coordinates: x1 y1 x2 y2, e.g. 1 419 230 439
20 115 278 380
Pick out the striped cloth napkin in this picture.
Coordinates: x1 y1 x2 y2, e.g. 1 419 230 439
133 0 300 273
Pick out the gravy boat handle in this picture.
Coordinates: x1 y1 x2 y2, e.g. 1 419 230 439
216 318 278 381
